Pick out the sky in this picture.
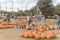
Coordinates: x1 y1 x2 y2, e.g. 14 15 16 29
0 0 60 12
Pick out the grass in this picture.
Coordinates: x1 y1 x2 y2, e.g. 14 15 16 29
33 37 57 40
35 37 57 40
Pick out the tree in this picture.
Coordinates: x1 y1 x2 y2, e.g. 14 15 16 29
55 4 60 15
29 6 37 16
17 10 24 16
24 10 31 16
37 0 55 17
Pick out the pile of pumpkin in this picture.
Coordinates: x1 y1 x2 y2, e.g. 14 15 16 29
0 21 16 29
17 19 27 28
20 30 56 39
46 19 55 23
35 24 55 31
26 24 47 30
20 23 56 39
0 19 27 29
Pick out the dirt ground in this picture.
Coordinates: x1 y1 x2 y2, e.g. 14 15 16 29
0 28 60 40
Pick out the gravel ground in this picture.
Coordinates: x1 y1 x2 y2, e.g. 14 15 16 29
0 28 60 40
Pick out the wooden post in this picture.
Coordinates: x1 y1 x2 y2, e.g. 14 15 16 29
36 6 39 33
37 6 38 15
36 6 43 33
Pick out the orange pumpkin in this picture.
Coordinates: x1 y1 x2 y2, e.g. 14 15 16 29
28 33 34 38
32 24 36 27
40 33 47 39
46 20 51 22
38 29 44 32
20 33 24 37
3 25 6 28
47 34 52 39
27 31 34 38
23 20 27 23
35 34 41 39
43 26 46 30
50 26 55 30
42 24 47 27
41 24 47 29
26 27 29 30
32 31 37 36
50 32 55 38
0 25 3 28
24 33 29 38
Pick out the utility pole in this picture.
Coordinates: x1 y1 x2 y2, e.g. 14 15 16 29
12 0 13 12
0 2 1 14
6 2 7 13
12 0 14 18
25 0 27 10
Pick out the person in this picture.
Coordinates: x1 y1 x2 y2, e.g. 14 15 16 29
54 15 60 34
36 15 42 25
55 18 60 29
54 15 60 29
41 15 45 24
31 18 37 30
16 23 19 28
26 15 32 28
27 16 29 21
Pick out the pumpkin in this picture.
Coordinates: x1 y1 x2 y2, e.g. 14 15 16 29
26 27 29 30
24 33 29 38
27 31 32 35
32 24 36 27
42 24 47 27
47 34 52 39
23 20 27 23
35 34 41 39
28 33 34 38
50 32 55 38
0 25 2 28
27 31 34 38
3 25 6 28
38 29 44 32
32 31 37 36
6 25 10 28
19 23 23 27
20 33 24 37
41 24 47 29
50 26 55 30
43 26 46 30
46 20 51 22
40 33 47 39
